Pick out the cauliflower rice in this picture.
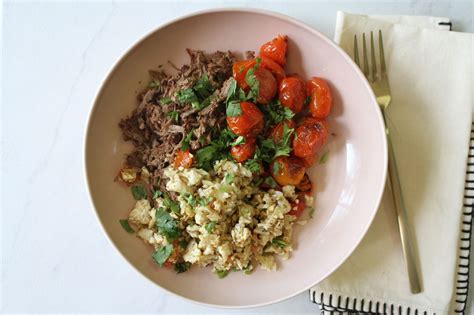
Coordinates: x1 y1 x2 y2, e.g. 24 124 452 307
127 160 312 276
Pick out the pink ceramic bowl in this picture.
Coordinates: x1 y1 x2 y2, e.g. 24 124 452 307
84 8 387 308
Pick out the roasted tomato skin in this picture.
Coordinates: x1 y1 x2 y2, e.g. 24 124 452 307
270 120 295 144
278 76 307 113
233 60 255 90
230 137 257 163
301 155 316 167
261 57 286 84
260 35 288 66
293 118 329 158
307 77 333 119
296 174 312 192
227 102 264 137
174 150 194 169
270 156 305 186
253 67 277 104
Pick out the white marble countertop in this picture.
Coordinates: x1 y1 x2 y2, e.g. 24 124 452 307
2 1 473 313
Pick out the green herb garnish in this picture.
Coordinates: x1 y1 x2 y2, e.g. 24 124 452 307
226 100 242 117
272 236 287 248
152 244 173 266
226 79 238 103
193 73 214 99
205 221 217 233
225 173 234 184
264 176 278 188
164 196 180 214
153 189 163 199
155 208 181 242
319 151 330 164
167 110 179 123
261 100 295 126
181 129 195 151
304 95 311 106
274 123 294 158
160 97 172 105
196 145 218 170
245 158 261 173
215 269 229 279
131 185 147 200
231 136 245 147
174 261 192 274
119 219 135 233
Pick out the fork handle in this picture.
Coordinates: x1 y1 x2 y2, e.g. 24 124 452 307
386 130 422 294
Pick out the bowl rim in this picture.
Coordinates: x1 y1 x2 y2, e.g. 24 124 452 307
83 7 388 309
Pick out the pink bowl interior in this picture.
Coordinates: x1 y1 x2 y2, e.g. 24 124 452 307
85 9 387 308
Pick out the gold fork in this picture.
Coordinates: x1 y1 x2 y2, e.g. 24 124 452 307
354 31 422 294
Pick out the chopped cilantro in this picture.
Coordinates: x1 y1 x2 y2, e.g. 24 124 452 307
264 176 278 188
174 261 192 274
226 100 242 117
155 208 181 242
272 236 287 248
131 185 147 200
160 97 172 105
225 173 234 184
119 219 134 233
176 88 197 103
274 123 294 158
273 160 281 173
245 67 260 102
181 129 195 151
304 95 311 106
198 197 211 206
226 79 238 103
153 189 163 199
183 193 197 207
149 80 160 89
196 145 218 170
164 196 180 214
261 100 295 126
319 151 330 164
152 244 173 266
167 111 179 123
245 158 261 173
193 73 214 99
205 221 217 233
231 136 245 146
215 269 229 279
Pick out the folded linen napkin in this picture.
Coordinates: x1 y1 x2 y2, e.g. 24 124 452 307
310 12 473 314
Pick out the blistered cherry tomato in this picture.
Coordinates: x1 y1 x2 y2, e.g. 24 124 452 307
174 150 194 169
279 76 306 113
293 118 329 158
253 67 277 104
261 57 286 84
233 60 255 90
270 120 295 144
307 77 332 119
289 192 310 217
260 35 288 66
231 137 257 163
227 102 264 137
301 155 316 167
270 156 305 186
296 174 312 192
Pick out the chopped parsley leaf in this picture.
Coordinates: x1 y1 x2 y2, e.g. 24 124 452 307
196 145 218 170
131 185 147 200
226 78 238 103
160 97 172 105
215 269 229 279
176 88 199 105
193 73 214 99
319 151 330 164
205 221 217 233
231 136 245 146
174 261 192 274
226 100 242 117
167 111 179 123
225 173 234 184
155 208 181 242
245 67 260 102
273 160 281 173
261 100 295 125
274 123 294 158
153 189 163 199
148 80 160 89
119 219 135 233
152 244 173 266
272 236 287 248
264 176 278 188
181 129 195 151
304 95 311 106
164 196 180 214
245 158 262 173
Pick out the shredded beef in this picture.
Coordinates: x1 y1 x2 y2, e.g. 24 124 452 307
119 49 235 187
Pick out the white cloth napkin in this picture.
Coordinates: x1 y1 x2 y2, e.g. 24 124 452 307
310 12 473 314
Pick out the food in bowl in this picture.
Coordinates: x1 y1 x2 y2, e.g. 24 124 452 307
117 35 333 277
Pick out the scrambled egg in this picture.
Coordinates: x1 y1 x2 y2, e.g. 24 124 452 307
128 160 312 274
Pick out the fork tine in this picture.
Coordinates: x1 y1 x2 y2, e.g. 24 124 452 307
362 33 369 76
370 31 377 81
379 30 386 75
353 35 360 67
